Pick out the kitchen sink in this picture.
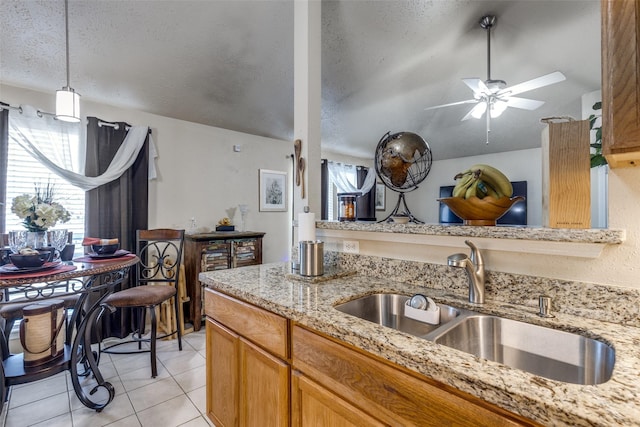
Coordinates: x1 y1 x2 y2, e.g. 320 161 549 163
432 315 615 385
334 293 461 338
334 293 615 385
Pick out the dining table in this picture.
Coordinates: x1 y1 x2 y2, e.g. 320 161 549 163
0 251 139 415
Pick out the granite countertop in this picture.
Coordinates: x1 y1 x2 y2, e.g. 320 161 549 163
315 220 626 244
200 263 640 426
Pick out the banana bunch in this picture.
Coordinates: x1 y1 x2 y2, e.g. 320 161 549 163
452 164 513 199
218 217 232 226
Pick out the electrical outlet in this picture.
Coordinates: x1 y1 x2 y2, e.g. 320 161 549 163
343 240 359 254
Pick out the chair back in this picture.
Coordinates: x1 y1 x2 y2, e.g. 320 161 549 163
136 229 185 287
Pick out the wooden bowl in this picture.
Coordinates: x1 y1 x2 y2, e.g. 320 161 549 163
438 196 525 226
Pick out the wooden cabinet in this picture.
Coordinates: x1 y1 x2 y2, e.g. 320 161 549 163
185 231 264 330
204 288 290 427
292 372 385 427
292 325 541 427
207 319 239 426
601 0 640 168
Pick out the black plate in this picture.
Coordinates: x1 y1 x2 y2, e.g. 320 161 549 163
87 249 131 259
0 261 61 274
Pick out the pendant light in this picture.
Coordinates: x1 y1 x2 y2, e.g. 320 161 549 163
55 0 80 122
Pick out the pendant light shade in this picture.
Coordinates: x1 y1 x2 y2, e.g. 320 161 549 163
56 87 80 122
55 0 80 122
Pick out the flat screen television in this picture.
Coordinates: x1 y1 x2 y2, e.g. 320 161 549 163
439 181 528 226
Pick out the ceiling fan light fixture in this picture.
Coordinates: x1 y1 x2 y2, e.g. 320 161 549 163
55 0 80 123
490 99 508 118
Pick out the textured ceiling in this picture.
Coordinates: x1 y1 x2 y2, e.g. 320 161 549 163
0 0 600 161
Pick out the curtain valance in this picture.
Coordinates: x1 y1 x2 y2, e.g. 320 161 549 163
9 106 156 191
326 161 376 195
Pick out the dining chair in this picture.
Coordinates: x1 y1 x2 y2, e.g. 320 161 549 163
100 229 184 377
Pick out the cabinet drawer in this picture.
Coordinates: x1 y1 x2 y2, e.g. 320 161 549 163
292 325 539 427
205 288 288 359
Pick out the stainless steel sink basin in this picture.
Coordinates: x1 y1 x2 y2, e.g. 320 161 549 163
334 293 461 338
432 315 615 385
334 293 615 385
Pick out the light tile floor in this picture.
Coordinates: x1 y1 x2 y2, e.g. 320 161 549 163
5 329 213 427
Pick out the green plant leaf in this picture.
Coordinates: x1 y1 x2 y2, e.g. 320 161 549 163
590 154 608 168
595 127 602 142
592 101 602 110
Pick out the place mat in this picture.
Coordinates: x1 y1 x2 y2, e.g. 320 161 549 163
0 264 76 279
0 261 61 274
73 253 137 263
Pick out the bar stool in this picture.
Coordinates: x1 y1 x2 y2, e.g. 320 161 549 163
100 229 184 378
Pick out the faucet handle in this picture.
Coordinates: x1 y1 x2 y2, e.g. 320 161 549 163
464 240 483 266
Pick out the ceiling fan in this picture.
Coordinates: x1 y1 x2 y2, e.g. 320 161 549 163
424 15 566 144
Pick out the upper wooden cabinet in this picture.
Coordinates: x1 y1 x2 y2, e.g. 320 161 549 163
601 0 640 168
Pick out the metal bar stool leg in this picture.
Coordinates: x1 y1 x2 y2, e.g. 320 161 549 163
149 305 158 378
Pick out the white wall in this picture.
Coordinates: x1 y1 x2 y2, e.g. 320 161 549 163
1 84 292 263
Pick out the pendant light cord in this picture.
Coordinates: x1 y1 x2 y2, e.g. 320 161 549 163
64 0 71 89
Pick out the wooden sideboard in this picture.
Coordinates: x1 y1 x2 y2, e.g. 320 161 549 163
184 231 265 331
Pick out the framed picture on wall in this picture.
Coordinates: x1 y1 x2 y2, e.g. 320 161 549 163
259 169 287 212
375 182 386 211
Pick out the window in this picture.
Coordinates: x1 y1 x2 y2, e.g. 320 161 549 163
326 164 357 221
4 119 85 246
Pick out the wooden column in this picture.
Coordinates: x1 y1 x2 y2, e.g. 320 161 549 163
541 120 591 228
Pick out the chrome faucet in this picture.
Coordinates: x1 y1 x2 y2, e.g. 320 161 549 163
447 240 485 304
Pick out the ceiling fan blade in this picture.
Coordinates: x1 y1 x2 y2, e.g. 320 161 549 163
462 78 489 94
506 97 545 110
461 102 487 121
424 99 477 111
498 71 566 97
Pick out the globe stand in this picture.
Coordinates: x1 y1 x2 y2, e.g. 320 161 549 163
378 192 423 224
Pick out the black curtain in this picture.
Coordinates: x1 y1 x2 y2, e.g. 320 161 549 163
356 166 376 221
321 159 328 220
0 104 8 234
85 117 149 339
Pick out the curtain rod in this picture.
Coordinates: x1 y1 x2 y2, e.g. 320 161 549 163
0 102 59 119
98 120 130 131
97 121 152 135
1 101 151 134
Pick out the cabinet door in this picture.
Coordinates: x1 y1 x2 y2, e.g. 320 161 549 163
602 0 640 167
206 319 239 427
292 371 385 427
293 325 539 427
239 338 290 427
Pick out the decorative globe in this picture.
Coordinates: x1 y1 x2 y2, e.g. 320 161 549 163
374 131 432 192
